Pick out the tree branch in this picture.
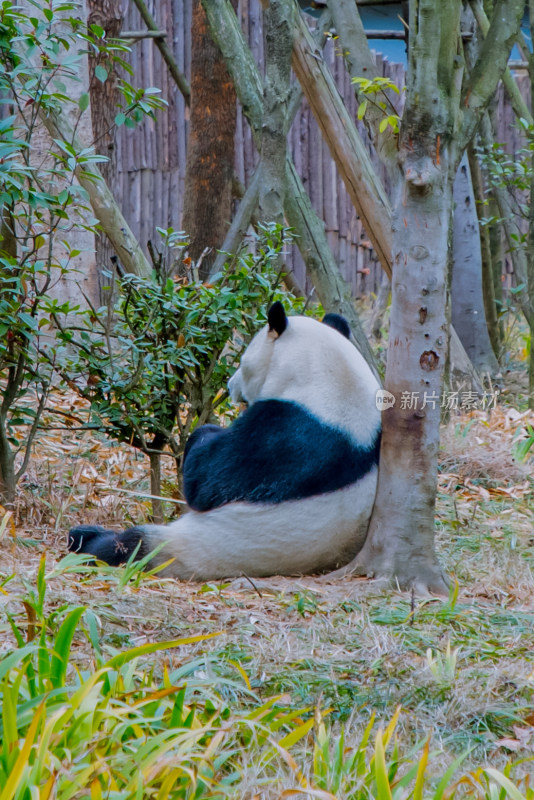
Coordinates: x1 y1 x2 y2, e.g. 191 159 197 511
469 0 532 126
16 383 49 481
291 13 393 274
328 0 399 170
39 109 152 278
460 0 524 151
201 0 379 369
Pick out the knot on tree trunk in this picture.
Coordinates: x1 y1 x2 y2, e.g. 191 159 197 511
401 154 441 192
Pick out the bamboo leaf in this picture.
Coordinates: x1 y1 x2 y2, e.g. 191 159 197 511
0 646 35 683
382 706 401 748
484 768 526 800
374 730 393 800
105 632 222 669
228 659 252 690
413 737 429 800
432 749 471 800
277 717 315 751
49 607 85 687
0 703 44 800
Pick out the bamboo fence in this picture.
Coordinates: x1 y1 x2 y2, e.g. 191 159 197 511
116 0 526 299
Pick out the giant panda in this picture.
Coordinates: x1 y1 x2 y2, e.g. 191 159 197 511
68 302 381 580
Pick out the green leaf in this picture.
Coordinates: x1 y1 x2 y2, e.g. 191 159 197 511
105 632 222 669
78 92 90 112
95 64 108 83
49 607 85 688
483 768 526 800
374 730 392 800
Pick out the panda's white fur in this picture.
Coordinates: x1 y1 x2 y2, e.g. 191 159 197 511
68 307 381 580
228 313 379 448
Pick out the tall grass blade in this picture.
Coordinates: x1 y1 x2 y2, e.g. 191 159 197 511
49 606 85 687
0 703 44 800
105 632 222 669
413 736 429 800
374 729 393 800
484 768 527 800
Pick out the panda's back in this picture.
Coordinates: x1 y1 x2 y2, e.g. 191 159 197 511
184 399 381 512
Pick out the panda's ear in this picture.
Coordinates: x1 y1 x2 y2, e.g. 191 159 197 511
322 312 351 339
268 301 288 338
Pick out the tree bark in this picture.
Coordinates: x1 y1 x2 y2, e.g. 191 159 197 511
290 14 393 274
149 452 164 524
0 437 16 508
87 0 123 299
451 153 499 375
211 166 261 277
182 0 237 279
344 176 453 593
368 271 390 340
328 0 399 172
131 0 191 105
467 140 502 360
258 0 294 223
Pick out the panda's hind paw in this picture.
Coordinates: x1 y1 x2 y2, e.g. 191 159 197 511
68 525 114 552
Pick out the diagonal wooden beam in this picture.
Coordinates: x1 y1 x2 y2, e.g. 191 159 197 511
291 14 393 275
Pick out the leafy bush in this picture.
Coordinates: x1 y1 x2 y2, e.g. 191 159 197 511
53 224 307 518
0 0 164 506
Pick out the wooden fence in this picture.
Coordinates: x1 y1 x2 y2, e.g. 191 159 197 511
117 0 526 300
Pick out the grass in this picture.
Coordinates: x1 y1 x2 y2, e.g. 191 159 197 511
0 396 533 796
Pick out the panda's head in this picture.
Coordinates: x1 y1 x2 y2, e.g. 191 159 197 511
228 302 381 446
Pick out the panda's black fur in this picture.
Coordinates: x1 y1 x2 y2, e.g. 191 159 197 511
68 303 381 580
183 399 380 512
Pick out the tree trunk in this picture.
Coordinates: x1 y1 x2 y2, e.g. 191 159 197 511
87 0 123 301
336 176 452 594
451 153 499 376
0 428 16 508
259 0 293 223
327 0 523 592
368 271 390 340
467 140 502 360
290 13 393 275
182 0 237 279
211 166 261 277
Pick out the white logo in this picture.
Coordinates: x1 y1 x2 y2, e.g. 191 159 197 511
375 389 396 411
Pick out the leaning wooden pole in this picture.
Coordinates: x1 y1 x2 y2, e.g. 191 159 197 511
291 14 393 275
40 108 152 278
